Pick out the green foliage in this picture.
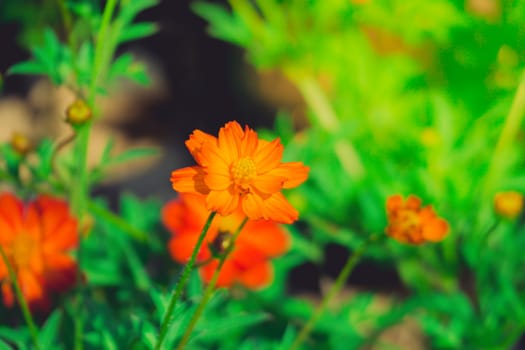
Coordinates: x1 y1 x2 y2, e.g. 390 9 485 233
2 0 525 349
7 0 158 96
193 0 525 348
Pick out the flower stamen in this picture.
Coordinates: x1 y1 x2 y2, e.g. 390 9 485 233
231 157 257 186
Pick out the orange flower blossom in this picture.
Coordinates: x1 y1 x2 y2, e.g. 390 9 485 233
162 193 290 289
0 193 79 311
494 191 523 219
385 194 449 245
170 121 309 224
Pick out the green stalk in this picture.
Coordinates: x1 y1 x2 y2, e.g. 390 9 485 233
287 236 375 350
71 2 120 350
0 246 41 350
176 217 249 350
155 212 217 350
89 0 118 103
485 70 525 193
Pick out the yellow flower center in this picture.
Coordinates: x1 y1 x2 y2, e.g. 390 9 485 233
11 233 37 269
396 210 422 239
231 157 257 185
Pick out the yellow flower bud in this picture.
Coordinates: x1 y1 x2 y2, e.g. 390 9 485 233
494 191 523 219
66 99 92 126
10 132 31 156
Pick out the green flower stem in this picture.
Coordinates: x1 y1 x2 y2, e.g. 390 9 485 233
288 236 376 350
176 217 249 350
0 246 41 350
71 2 120 350
89 0 118 102
155 211 217 350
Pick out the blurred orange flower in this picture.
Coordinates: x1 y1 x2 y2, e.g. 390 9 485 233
162 193 290 289
385 194 449 245
494 191 523 219
0 193 79 311
170 121 309 224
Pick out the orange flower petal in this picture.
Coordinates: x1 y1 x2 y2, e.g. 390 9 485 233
171 166 209 194
238 261 273 289
253 139 283 174
37 202 78 253
266 162 309 189
18 269 45 306
251 174 286 194
200 260 236 287
199 141 231 171
206 189 239 215
406 195 421 210
240 127 259 158
1 282 14 307
185 129 216 160
238 220 290 257
241 193 265 220
422 218 449 242
168 234 212 263
0 193 23 235
0 263 6 280
204 172 231 191
218 122 242 163
386 194 403 212
261 192 299 224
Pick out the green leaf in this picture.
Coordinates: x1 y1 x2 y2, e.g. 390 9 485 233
0 339 12 350
194 312 269 343
35 138 55 179
39 310 62 349
8 60 48 75
0 327 29 349
192 2 250 46
111 147 158 164
118 22 158 43
109 54 151 86
117 0 159 27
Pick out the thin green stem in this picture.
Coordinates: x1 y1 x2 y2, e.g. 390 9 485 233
155 212 217 350
485 70 525 193
56 0 77 50
287 235 376 350
0 246 41 350
89 0 118 103
176 217 249 350
70 3 120 350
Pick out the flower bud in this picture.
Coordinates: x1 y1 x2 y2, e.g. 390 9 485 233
66 99 92 126
209 231 233 258
494 191 523 219
10 132 31 156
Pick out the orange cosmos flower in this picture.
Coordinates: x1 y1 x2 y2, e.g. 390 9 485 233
385 194 449 245
170 121 309 224
0 193 79 311
162 193 290 289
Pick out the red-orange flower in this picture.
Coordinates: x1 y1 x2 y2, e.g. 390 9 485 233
170 121 309 224
385 194 449 245
0 193 79 311
162 193 290 289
